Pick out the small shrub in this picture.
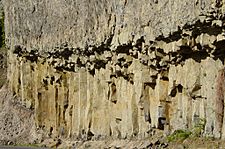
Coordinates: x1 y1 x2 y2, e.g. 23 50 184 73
167 129 192 142
192 118 206 137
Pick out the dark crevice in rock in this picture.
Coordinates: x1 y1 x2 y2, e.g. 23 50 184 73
155 26 182 43
135 36 145 50
183 16 224 36
212 40 225 64
24 49 39 62
13 45 23 56
88 44 111 55
161 76 169 81
215 0 223 8
50 76 55 85
87 130 94 141
156 12 224 43
88 69 95 76
144 111 151 123
93 59 107 70
178 45 210 63
144 82 156 90
158 117 166 130
169 84 184 97
177 84 183 93
56 76 62 86
170 87 177 97
115 43 132 54
13 46 39 63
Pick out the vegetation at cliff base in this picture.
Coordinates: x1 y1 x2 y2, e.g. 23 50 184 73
167 129 192 142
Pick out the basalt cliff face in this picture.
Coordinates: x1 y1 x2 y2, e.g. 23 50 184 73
3 0 225 141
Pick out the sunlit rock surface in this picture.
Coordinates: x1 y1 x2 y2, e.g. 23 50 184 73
3 0 225 140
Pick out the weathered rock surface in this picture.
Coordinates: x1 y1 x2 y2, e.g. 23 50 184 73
0 86 38 145
3 0 225 142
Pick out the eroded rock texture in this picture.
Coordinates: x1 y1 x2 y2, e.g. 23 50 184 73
3 0 225 140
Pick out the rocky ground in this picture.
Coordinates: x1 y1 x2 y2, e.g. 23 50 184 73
0 85 37 146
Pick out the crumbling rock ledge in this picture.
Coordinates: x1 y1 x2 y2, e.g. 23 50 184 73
3 0 225 142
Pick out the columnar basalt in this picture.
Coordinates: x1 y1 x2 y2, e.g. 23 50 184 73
3 0 225 140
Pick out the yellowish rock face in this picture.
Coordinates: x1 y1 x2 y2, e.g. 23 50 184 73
3 0 225 140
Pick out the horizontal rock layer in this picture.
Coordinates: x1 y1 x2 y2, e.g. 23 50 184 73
3 0 225 140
